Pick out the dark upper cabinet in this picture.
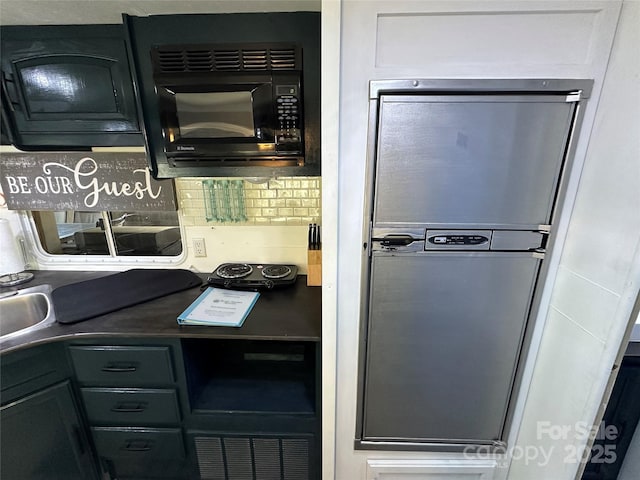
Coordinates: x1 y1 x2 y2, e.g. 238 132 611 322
0 24 143 150
1 96 14 145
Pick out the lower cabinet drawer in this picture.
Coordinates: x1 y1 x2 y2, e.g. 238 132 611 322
69 346 175 385
81 388 180 425
92 426 185 459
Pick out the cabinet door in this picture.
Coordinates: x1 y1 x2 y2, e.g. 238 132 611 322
1 25 142 149
0 380 97 480
1 343 69 404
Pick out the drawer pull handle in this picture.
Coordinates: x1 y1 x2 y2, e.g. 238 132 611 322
123 440 153 452
111 402 147 413
101 365 137 373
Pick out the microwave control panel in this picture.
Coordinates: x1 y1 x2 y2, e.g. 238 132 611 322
275 85 302 152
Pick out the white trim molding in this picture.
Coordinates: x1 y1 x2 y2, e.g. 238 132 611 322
366 458 498 480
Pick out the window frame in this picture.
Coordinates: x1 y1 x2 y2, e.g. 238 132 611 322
18 210 188 268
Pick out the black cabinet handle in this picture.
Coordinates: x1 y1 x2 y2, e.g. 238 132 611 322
101 364 137 373
111 402 147 413
123 439 153 452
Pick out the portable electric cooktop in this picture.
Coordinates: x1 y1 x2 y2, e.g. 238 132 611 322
207 263 298 289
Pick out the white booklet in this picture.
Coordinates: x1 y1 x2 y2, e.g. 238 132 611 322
177 287 260 327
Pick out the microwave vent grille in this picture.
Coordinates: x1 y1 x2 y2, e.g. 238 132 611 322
269 48 297 70
241 49 268 70
154 45 300 73
214 50 242 70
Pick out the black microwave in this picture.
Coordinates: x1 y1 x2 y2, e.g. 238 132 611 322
151 43 304 168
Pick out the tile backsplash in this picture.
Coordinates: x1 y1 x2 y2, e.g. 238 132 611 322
176 177 321 226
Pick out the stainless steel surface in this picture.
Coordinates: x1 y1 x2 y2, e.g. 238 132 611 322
369 78 594 99
362 252 540 443
490 231 545 251
371 229 545 252
373 95 575 228
0 284 55 340
357 78 593 449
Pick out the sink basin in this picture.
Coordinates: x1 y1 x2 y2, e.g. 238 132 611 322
0 284 55 341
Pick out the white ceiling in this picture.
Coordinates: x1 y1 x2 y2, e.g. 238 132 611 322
0 0 320 25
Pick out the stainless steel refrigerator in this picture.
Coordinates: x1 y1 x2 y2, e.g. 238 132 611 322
356 79 593 450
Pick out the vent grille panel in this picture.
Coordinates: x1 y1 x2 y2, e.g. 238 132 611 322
214 50 241 71
224 438 253 480
282 439 309 480
186 50 214 71
154 45 300 73
270 49 297 70
253 438 281 479
242 49 268 70
193 435 311 480
194 437 225 480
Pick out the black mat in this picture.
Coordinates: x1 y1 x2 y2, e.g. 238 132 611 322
53 269 202 324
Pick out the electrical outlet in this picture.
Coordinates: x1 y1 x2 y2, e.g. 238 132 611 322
193 238 206 257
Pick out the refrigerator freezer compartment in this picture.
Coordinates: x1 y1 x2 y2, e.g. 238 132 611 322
372 94 575 228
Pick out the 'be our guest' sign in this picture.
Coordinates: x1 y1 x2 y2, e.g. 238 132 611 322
0 152 177 211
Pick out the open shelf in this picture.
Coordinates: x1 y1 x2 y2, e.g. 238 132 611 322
182 339 316 415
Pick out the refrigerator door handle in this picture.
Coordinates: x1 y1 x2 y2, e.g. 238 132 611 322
379 234 416 247
372 235 426 253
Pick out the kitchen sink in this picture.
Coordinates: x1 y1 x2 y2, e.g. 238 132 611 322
0 284 55 341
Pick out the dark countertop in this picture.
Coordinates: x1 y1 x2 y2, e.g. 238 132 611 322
0 270 321 354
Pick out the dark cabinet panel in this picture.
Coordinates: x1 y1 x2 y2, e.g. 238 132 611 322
68 341 187 479
1 95 14 144
0 381 97 480
92 426 192 479
69 345 175 385
0 343 69 405
1 24 142 149
582 355 640 480
92 426 185 459
81 387 181 425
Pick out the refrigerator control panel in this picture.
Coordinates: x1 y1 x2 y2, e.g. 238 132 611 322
429 235 489 245
425 230 492 250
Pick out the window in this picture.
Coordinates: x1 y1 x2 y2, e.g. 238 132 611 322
31 209 182 257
